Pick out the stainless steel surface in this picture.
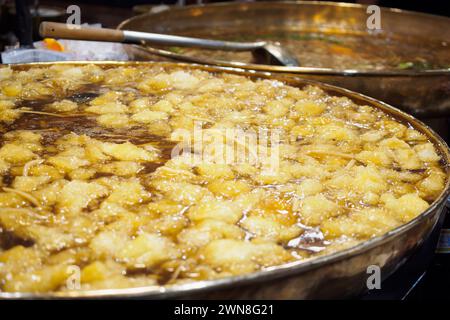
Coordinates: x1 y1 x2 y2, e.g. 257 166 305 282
123 30 266 51
255 43 300 67
123 30 299 66
0 61 449 300
118 1 450 117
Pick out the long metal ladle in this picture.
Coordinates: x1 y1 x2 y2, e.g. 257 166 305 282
39 22 299 67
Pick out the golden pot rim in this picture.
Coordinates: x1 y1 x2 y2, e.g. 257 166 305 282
0 61 449 299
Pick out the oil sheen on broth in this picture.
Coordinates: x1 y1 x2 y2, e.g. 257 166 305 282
165 32 450 70
0 64 446 293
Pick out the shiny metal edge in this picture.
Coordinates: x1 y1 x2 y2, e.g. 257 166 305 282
0 60 449 299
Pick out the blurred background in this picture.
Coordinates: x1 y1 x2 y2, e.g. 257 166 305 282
1 0 449 51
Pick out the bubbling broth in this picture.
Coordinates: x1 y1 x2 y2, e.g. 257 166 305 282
0 64 446 293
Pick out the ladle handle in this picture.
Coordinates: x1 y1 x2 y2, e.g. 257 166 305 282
39 22 266 51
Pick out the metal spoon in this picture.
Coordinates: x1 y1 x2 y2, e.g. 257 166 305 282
39 22 299 67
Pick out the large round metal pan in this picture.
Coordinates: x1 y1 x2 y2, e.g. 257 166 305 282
118 1 450 117
0 61 449 299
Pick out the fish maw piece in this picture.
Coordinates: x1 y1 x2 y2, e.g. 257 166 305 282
170 71 200 90
383 193 429 222
12 176 51 192
187 197 243 224
178 219 245 248
240 215 302 242
0 144 36 164
3 264 73 292
57 180 109 213
99 141 158 162
151 180 210 206
299 194 340 226
414 143 441 162
321 208 399 238
85 102 127 114
117 233 179 269
105 179 149 206
200 239 291 275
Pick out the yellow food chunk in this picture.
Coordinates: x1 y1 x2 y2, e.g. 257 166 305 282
233 163 258 177
241 215 302 242
48 100 78 112
150 100 174 113
0 67 13 80
207 179 251 198
131 110 168 123
105 179 148 206
97 161 143 177
382 193 429 222
200 239 291 274
151 180 209 205
138 73 172 93
68 168 96 180
99 141 158 162
414 143 440 162
0 246 42 278
47 155 89 172
85 140 111 163
295 178 324 197
362 191 380 205
89 230 126 258
178 219 244 248
85 102 127 114
0 158 9 173
32 180 67 206
0 143 35 163
3 265 72 292
252 169 292 185
81 261 110 283
170 70 200 90
117 233 179 268
97 113 130 128
380 138 422 170
404 129 427 142
322 208 399 238
356 150 392 166
417 169 446 200
129 97 152 112
57 180 109 213
299 194 339 225
196 163 234 180
12 176 51 192
263 100 289 117
294 100 326 117
188 197 242 224
317 124 356 142
353 166 387 194
2 81 22 97
89 91 121 105
360 130 385 142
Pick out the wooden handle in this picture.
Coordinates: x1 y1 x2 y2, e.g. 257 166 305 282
39 22 125 42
